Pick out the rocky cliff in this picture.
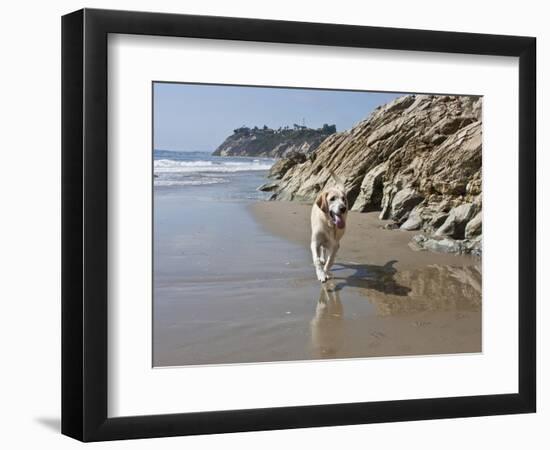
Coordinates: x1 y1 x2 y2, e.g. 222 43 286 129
212 124 336 158
264 94 482 255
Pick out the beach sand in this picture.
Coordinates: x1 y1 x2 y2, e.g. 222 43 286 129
153 189 481 367
250 201 479 270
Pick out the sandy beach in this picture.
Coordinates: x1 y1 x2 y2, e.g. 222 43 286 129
250 201 479 270
153 176 481 367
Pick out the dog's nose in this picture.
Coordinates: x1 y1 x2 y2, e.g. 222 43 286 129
339 205 347 213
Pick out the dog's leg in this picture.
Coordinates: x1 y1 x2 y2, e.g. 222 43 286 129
311 240 328 282
319 246 326 265
326 286 343 318
323 244 339 279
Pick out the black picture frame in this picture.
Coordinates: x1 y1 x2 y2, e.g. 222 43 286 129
61 8 536 442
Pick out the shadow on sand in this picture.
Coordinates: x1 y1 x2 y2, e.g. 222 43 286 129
321 261 481 317
331 260 412 296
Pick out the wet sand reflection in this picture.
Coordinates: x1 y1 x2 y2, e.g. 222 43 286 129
310 263 481 359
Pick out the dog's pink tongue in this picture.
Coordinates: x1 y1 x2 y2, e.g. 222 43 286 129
334 215 345 229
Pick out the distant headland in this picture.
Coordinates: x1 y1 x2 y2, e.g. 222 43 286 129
212 124 337 158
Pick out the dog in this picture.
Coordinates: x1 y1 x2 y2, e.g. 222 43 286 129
310 172 348 282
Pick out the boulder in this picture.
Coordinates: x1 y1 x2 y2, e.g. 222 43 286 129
400 210 423 231
257 182 280 192
435 203 476 239
425 238 463 254
464 236 482 257
351 163 386 212
410 234 481 255
390 188 424 223
429 212 449 229
410 235 463 254
465 212 482 239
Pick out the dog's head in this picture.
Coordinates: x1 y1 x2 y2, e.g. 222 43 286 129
316 183 348 230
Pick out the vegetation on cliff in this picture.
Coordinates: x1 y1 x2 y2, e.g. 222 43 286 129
212 124 337 158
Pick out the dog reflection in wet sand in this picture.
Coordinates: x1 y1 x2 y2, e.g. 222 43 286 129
310 283 344 358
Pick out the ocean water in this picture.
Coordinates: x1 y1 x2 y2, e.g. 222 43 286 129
154 149 274 201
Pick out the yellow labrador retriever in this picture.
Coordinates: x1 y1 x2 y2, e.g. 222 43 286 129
311 174 348 282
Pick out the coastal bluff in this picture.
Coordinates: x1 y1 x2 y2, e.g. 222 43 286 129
265 94 482 256
212 124 336 158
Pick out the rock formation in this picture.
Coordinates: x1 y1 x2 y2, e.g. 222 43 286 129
212 124 336 158
264 94 482 255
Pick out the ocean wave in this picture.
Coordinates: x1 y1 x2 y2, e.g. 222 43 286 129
154 177 228 187
154 159 273 173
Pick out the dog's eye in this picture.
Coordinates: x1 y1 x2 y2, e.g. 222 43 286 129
330 196 336 201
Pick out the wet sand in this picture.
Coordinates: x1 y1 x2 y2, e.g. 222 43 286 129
153 192 481 367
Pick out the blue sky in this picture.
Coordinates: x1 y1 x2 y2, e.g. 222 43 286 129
153 83 403 152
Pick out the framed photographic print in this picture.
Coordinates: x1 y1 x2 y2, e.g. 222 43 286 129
61 8 536 442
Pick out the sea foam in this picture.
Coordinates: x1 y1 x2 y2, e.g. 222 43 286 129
154 159 273 173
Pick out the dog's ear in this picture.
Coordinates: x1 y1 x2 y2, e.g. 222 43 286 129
316 192 328 213
329 170 345 190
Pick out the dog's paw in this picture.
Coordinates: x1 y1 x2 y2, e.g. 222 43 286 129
316 269 328 283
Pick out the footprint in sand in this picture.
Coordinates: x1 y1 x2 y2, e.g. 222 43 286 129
413 320 431 328
370 331 386 339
